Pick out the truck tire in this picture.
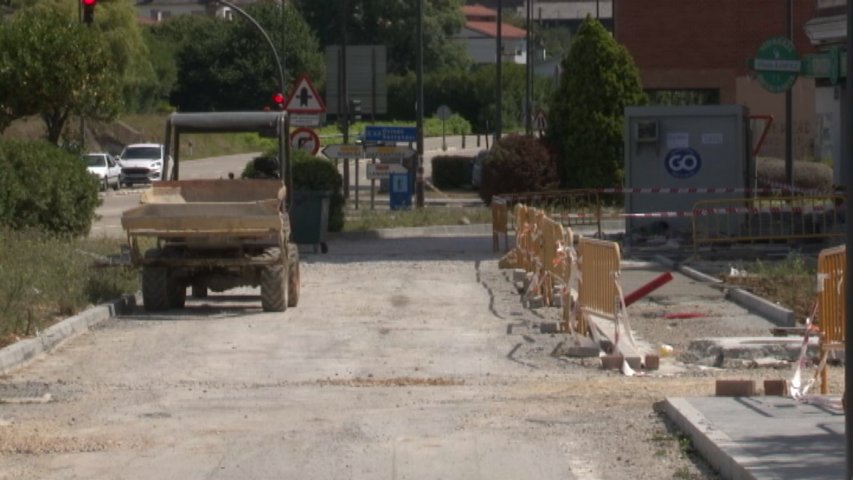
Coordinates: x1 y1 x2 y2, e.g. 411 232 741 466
142 266 171 311
260 248 288 312
287 261 300 307
170 282 186 309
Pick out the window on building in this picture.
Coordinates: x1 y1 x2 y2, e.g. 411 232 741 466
646 89 720 106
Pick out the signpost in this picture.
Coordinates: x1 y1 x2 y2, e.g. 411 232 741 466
437 105 451 151
364 145 416 161
366 163 407 180
748 36 801 93
322 144 363 159
290 127 320 155
363 125 417 143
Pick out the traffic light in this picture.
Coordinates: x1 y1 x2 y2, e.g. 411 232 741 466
349 98 362 121
272 92 285 110
82 0 96 25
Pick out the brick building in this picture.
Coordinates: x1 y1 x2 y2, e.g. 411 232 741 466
614 0 818 161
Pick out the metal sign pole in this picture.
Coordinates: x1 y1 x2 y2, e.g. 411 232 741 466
846 1 853 477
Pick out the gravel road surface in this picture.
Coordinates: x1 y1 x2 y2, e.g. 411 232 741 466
3 229 843 478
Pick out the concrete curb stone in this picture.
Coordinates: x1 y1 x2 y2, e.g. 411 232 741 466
653 254 796 327
0 294 137 375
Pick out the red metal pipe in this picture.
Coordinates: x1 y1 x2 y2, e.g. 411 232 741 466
624 272 673 307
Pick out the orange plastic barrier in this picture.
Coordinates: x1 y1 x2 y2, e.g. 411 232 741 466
491 198 509 252
816 244 845 394
576 237 621 335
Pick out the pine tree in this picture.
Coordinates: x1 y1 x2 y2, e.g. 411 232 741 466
548 16 645 188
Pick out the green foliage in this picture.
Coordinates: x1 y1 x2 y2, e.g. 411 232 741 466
431 155 473 189
756 157 833 193
343 206 491 232
0 5 122 143
387 66 555 132
478 134 558 204
0 140 99 236
291 151 345 232
294 0 469 74
0 228 137 347
153 6 324 112
548 16 645 188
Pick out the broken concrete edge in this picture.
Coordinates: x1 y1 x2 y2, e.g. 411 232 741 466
663 398 767 480
0 293 137 375
653 254 796 328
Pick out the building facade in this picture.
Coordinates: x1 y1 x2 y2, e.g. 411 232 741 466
614 0 818 162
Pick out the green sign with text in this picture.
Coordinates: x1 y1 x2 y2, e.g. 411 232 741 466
749 36 801 93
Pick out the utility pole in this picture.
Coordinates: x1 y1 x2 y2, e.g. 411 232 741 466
845 2 853 478
495 0 502 147
525 0 533 136
415 0 425 207
784 0 793 187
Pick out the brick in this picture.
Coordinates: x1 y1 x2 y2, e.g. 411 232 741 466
600 354 623 370
715 379 756 397
763 379 788 396
644 354 660 371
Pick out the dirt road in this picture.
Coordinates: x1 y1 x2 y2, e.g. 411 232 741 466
1 227 744 479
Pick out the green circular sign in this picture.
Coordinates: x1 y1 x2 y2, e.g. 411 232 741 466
752 36 800 93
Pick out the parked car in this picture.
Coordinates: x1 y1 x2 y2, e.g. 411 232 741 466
84 152 121 191
117 143 169 187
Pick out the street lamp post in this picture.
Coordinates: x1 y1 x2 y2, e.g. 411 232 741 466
211 0 286 112
416 0 425 207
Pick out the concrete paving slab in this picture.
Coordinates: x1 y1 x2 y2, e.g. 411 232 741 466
664 396 844 480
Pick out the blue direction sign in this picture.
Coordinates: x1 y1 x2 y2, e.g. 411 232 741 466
364 125 417 143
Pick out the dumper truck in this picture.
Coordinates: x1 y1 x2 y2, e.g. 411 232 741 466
121 112 299 312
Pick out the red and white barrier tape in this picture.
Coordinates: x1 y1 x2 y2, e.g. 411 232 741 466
595 186 825 195
560 203 838 219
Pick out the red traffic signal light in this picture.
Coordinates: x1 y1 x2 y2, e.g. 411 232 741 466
272 92 285 109
82 0 96 24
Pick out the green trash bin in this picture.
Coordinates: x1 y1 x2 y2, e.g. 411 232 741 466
290 190 331 253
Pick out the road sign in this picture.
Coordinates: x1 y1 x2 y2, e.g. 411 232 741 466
290 127 320 155
322 144 363 159
436 105 452 121
749 37 801 93
364 125 417 143
285 75 326 114
366 163 407 180
290 112 323 127
364 145 416 161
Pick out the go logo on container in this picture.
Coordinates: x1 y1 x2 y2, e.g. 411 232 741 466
664 148 702 179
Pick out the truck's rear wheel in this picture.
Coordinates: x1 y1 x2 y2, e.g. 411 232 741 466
142 266 171 311
260 248 288 312
287 261 300 307
170 282 186 308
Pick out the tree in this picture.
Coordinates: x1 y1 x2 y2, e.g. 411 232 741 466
155 5 324 112
294 0 469 74
0 5 121 144
548 16 645 188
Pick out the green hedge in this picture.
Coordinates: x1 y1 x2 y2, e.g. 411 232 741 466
431 155 473 189
0 140 99 236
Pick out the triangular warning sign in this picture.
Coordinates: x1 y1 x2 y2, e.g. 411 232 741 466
285 75 326 114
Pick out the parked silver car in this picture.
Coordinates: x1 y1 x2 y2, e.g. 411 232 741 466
84 152 121 191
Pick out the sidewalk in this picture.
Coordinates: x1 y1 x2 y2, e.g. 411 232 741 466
665 395 844 480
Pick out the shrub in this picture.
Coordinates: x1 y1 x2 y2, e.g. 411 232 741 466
243 150 345 232
0 140 99 236
756 157 833 193
0 228 137 347
478 134 559 204
432 155 473 189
